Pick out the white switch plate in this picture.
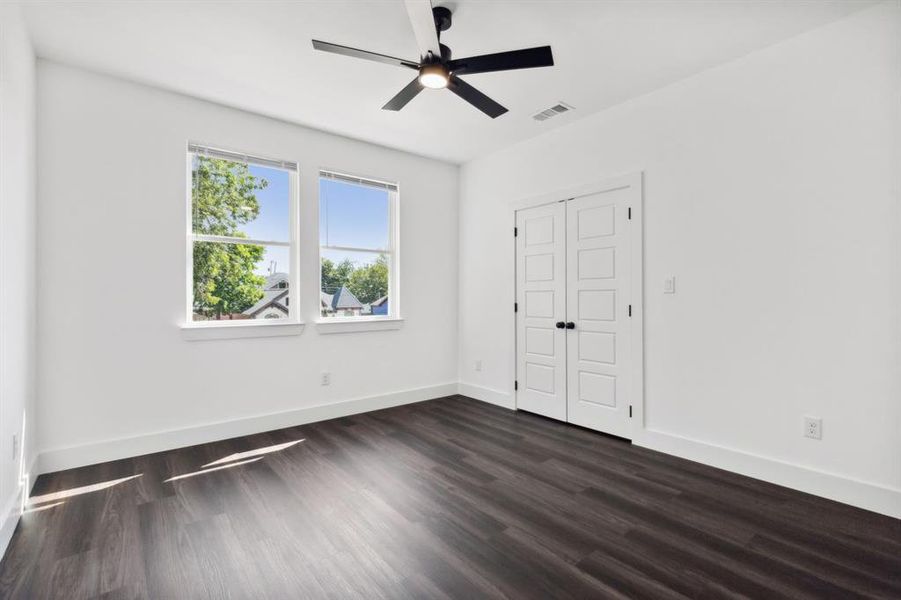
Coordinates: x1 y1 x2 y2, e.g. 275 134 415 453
474 360 482 372
320 372 331 386
664 276 676 294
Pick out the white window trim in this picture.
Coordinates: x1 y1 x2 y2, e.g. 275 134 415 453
183 143 302 338
315 317 404 335
181 319 305 341
317 169 400 330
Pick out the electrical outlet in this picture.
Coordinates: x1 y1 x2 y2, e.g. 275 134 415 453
320 372 331 386
474 360 482 372
664 276 676 294
11 434 18 461
804 416 822 440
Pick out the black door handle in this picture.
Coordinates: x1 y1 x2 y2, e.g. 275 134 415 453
566 322 575 329
555 321 566 329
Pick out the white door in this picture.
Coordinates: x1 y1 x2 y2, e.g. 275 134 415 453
515 202 567 420
565 188 632 438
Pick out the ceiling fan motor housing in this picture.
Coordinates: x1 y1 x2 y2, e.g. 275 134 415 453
423 44 451 65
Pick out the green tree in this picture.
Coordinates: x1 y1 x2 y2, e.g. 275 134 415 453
347 254 389 304
192 157 268 318
320 257 355 293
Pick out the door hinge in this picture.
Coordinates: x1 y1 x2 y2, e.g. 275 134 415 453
514 227 518 237
628 207 632 220
629 405 633 418
628 304 632 317
514 380 519 391
514 302 518 313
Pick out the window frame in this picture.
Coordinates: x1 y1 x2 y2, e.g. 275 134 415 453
317 169 400 324
184 143 301 330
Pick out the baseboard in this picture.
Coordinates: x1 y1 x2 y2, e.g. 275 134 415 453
457 391 900 518
633 428 901 519
457 382 515 410
33 383 901 519
37 382 458 475
0 453 38 561
0 488 21 564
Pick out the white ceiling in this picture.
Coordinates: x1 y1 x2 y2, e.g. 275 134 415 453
21 0 874 164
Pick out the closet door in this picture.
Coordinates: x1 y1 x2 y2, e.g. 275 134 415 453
565 189 632 438
515 202 567 421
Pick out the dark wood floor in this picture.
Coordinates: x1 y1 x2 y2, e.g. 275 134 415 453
0 396 898 599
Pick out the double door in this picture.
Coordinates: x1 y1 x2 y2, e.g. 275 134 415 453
515 184 636 438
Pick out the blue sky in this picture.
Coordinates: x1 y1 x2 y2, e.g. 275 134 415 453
241 166 388 277
319 178 389 250
242 165 290 276
243 165 290 243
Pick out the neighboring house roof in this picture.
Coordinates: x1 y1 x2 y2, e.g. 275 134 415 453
241 272 289 316
371 295 388 307
244 273 365 315
265 272 289 289
243 288 288 316
327 286 363 310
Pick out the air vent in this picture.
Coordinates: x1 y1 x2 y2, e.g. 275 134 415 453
532 102 574 122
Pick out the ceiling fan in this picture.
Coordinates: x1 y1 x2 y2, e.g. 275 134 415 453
311 0 554 118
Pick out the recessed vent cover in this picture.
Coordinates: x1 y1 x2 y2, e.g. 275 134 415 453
532 102 574 122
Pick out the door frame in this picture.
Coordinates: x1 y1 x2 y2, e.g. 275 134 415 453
511 172 645 439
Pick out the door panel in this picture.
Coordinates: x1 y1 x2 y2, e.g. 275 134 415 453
515 202 566 420
566 189 632 438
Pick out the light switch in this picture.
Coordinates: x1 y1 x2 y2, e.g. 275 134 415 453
664 276 676 294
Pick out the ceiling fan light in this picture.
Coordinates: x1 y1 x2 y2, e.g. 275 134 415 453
419 64 448 89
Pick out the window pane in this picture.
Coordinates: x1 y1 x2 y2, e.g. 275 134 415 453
319 178 389 250
320 249 389 318
192 156 290 242
192 241 290 321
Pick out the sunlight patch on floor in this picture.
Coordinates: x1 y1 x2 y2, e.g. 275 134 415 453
164 457 263 483
24 501 65 514
29 474 143 505
202 439 304 468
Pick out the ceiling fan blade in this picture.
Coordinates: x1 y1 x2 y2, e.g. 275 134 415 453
404 0 441 60
447 76 508 119
312 40 419 69
382 78 425 111
447 46 554 76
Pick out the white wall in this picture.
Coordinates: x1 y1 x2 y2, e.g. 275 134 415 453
459 2 900 516
36 62 459 470
0 3 37 553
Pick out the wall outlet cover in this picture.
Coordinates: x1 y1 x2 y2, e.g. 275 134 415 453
804 416 822 440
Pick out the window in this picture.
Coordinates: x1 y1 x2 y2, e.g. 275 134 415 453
188 144 298 324
319 171 397 320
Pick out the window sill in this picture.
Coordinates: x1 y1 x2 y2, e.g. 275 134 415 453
181 320 305 341
315 317 404 335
